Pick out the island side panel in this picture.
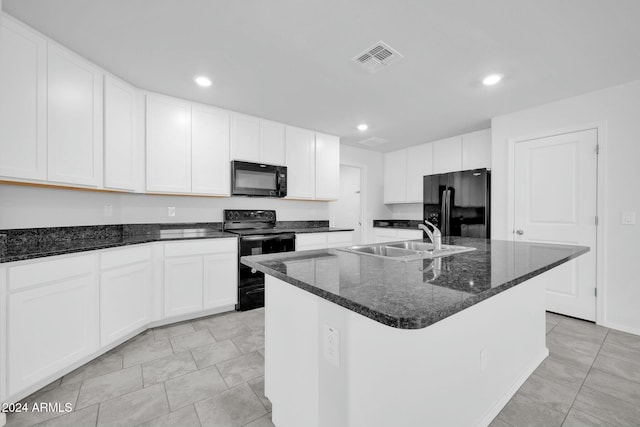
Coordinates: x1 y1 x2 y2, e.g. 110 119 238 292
265 271 550 427
264 275 320 427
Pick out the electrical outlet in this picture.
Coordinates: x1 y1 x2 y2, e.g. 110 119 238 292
323 325 340 367
103 204 113 217
168 206 176 217
622 211 636 225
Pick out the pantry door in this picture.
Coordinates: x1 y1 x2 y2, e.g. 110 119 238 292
513 129 598 321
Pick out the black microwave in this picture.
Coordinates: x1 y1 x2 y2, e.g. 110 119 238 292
231 161 287 197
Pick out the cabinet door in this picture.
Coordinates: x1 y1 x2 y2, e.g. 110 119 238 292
285 126 315 199
47 43 103 186
406 143 433 203
164 256 203 317
462 129 491 170
259 119 285 166
315 133 340 200
100 261 152 347
8 257 98 395
203 252 237 309
104 75 136 191
0 17 47 180
146 94 191 193
432 136 462 174
383 150 407 203
231 113 260 162
192 104 230 195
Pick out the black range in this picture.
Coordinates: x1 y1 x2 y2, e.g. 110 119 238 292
223 209 295 311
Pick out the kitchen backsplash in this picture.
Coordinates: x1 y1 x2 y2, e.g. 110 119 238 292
0 184 330 229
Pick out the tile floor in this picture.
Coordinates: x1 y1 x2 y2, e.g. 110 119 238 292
5 310 640 426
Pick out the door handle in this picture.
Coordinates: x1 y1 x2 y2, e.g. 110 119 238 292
515 229 524 235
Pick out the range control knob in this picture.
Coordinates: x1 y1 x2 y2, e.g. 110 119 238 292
226 211 234 220
233 211 240 220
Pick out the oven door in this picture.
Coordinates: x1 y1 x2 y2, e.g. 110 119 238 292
237 233 295 310
231 161 286 197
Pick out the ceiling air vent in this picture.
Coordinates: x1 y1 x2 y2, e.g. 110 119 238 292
352 41 403 73
357 137 388 147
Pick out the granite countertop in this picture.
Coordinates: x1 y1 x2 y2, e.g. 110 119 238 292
0 225 236 263
241 237 589 329
373 219 423 229
0 221 353 264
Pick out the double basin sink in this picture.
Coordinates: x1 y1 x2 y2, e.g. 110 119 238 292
338 240 475 262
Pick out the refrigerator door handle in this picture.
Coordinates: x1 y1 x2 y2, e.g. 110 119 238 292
445 189 451 235
440 190 447 235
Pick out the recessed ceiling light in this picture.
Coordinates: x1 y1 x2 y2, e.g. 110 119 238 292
482 74 503 86
194 76 212 87
357 124 369 131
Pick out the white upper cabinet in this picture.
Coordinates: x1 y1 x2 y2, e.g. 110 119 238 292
432 136 462 174
462 129 491 170
0 16 47 181
231 113 286 166
285 126 316 199
406 143 433 203
315 133 340 200
259 119 286 166
104 75 137 191
191 104 231 196
383 149 407 204
146 94 192 193
231 113 260 162
47 43 103 187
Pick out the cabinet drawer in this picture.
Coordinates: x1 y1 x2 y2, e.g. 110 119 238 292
397 229 423 240
296 233 327 250
100 245 151 270
164 238 237 257
327 232 352 247
9 254 95 292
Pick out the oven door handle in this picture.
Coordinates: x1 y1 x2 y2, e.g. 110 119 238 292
245 287 265 295
241 234 295 242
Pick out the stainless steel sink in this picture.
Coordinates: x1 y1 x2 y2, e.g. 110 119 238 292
338 241 475 261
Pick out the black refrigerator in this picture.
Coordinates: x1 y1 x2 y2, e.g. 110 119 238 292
423 168 491 238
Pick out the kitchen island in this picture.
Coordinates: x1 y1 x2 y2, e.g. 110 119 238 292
241 237 588 427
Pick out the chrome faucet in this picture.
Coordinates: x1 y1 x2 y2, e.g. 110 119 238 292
418 220 442 251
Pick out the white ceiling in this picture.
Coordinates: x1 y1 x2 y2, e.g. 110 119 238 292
4 0 640 152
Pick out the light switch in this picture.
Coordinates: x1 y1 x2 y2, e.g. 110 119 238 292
622 211 636 225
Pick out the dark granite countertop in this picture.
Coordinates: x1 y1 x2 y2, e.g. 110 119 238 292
241 237 589 329
373 219 423 229
0 220 351 264
0 226 236 263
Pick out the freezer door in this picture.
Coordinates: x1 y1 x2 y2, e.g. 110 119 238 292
423 173 450 234
455 169 490 238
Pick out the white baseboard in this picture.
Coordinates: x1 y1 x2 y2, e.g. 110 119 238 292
477 348 550 427
602 321 640 337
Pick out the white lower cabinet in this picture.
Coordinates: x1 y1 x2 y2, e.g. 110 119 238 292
296 232 353 251
99 246 152 347
203 252 238 309
163 238 238 318
7 255 99 396
2 237 238 403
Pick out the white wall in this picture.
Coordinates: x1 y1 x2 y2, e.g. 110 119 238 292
0 184 329 229
334 145 392 242
491 79 640 334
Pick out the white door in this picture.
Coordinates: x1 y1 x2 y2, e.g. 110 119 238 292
47 44 103 187
191 104 230 195
514 129 598 321
333 165 362 244
146 94 192 193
